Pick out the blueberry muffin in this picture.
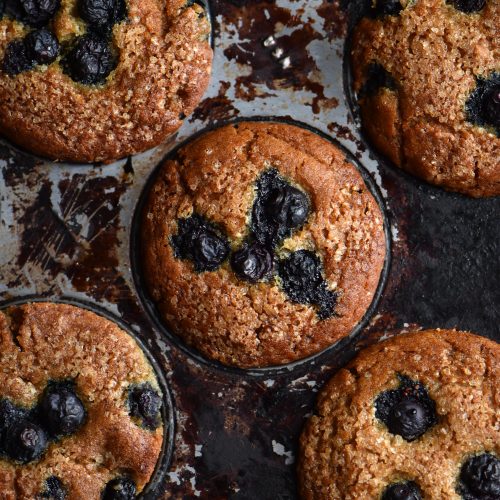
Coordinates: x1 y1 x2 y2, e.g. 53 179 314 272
350 0 499 197
0 0 212 163
0 302 164 499
140 121 387 368
298 329 500 499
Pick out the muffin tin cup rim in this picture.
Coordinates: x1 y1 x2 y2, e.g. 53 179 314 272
0 294 176 499
130 115 393 377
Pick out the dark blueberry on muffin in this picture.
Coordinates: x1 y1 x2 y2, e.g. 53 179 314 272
18 0 61 27
25 28 59 65
466 74 500 137
171 214 230 272
459 453 500 500
1 39 35 76
39 382 86 437
278 250 337 320
448 0 486 13
79 0 127 32
372 0 403 16
5 418 48 463
103 477 137 500
0 399 27 452
128 384 162 431
62 33 116 84
375 375 437 441
382 481 422 500
252 169 310 248
231 241 274 282
40 476 67 499
361 63 397 97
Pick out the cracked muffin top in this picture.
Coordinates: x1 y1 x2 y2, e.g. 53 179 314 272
140 121 387 368
351 0 499 197
0 302 164 499
0 0 212 163
298 329 500 499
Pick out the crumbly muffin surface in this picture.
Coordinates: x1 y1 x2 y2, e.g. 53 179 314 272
351 0 499 197
298 329 500 499
140 122 387 368
0 0 212 163
0 302 164 499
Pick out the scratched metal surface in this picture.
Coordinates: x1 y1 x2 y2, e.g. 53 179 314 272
0 0 499 499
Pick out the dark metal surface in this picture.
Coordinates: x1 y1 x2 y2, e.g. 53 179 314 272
0 1 498 499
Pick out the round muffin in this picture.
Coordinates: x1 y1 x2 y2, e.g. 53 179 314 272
140 121 387 368
0 302 165 499
0 0 212 163
298 329 500 499
350 0 499 197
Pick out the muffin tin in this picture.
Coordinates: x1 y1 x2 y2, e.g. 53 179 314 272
0 0 498 497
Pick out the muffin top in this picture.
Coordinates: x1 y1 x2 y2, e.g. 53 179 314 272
0 302 164 499
351 0 499 197
0 0 212 163
140 121 387 368
298 329 500 499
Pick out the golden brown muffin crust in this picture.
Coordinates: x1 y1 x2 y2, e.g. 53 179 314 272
298 329 500 499
140 122 387 368
0 0 212 163
0 302 163 499
351 0 499 197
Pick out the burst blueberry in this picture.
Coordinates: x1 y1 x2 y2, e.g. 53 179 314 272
278 250 337 319
459 453 500 500
103 477 137 500
40 476 66 500
171 214 230 272
79 0 127 31
375 375 437 441
1 39 34 76
62 33 116 84
128 384 162 430
39 382 86 437
252 169 310 248
466 74 500 137
382 481 422 500
18 0 61 27
231 241 274 282
5 419 48 463
25 28 59 65
448 0 486 13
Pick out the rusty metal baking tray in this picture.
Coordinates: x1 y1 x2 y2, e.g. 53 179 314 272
1 0 498 498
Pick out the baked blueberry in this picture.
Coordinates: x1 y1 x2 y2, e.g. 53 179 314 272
40 476 66 500
361 63 396 97
171 214 230 272
231 241 274 282
459 453 500 500
24 28 59 65
375 375 437 441
448 0 486 13
102 477 137 500
62 33 116 84
1 39 34 76
0 399 27 453
5 418 48 463
373 0 403 16
39 382 86 437
252 169 310 248
278 250 337 319
466 74 500 137
18 0 61 27
382 481 422 500
79 0 127 32
128 384 162 430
